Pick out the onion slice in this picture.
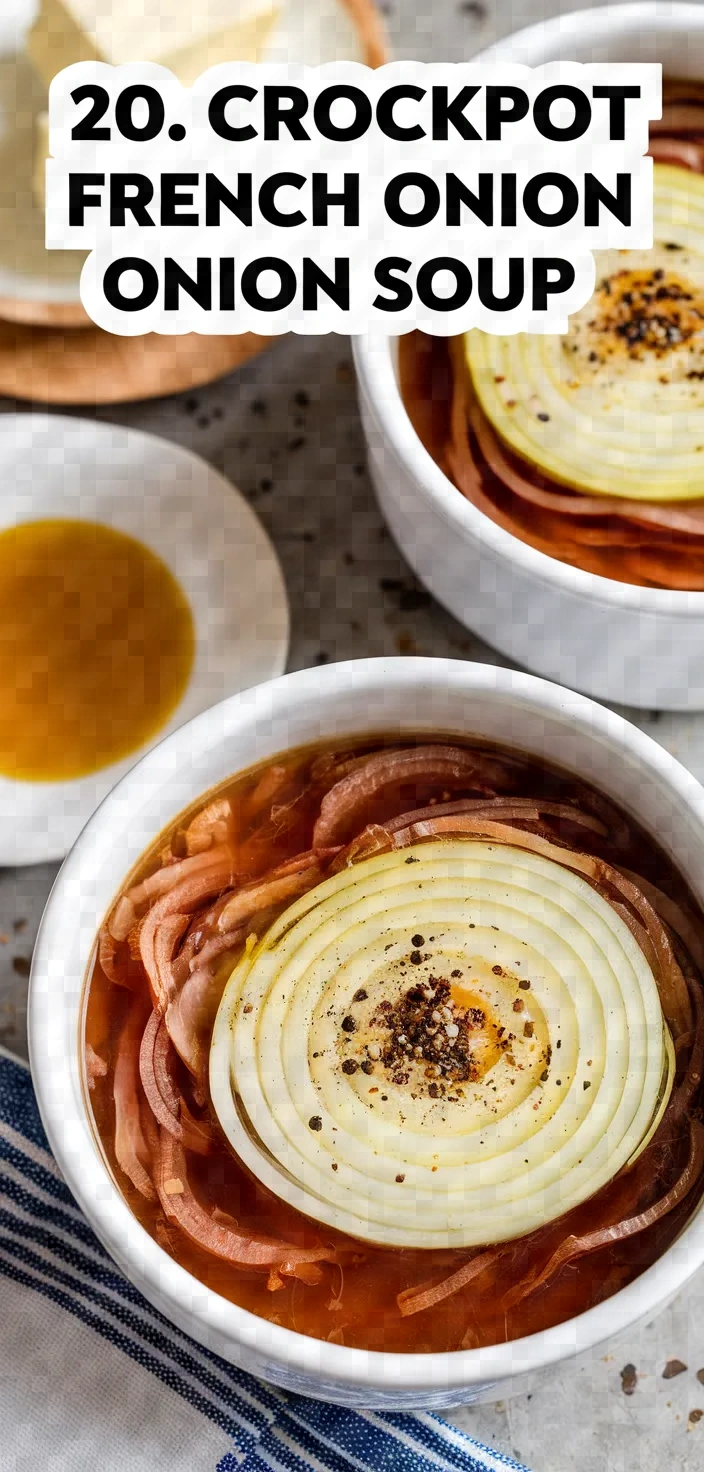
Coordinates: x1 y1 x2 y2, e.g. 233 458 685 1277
97 928 126 987
619 869 704 977
155 1131 334 1271
336 798 608 865
114 1011 156 1202
139 1011 178 1129
384 817 692 1038
312 745 512 846
397 1249 500 1317
467 380 704 538
108 844 236 942
139 1010 215 1154
183 799 232 856
139 853 237 1012
502 1119 704 1311
165 966 236 1079
463 167 704 505
649 137 704 170
210 839 674 1249
216 854 329 934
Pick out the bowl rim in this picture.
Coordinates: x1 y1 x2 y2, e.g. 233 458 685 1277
353 0 704 620
28 655 704 1392
475 1 704 66
352 332 704 618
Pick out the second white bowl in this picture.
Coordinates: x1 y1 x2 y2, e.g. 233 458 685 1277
353 3 704 713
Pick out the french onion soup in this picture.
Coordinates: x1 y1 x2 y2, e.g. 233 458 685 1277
400 80 704 590
85 735 704 1353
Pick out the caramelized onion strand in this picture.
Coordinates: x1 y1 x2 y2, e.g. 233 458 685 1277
502 1120 704 1312
313 744 514 847
114 1010 156 1202
155 1131 334 1270
397 1248 501 1317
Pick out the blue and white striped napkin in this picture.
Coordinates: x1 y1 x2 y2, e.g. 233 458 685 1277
0 1046 531 1472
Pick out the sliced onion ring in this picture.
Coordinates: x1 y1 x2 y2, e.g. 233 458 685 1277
500 1118 704 1313
210 839 674 1250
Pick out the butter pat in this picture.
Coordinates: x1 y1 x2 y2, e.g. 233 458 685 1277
28 0 280 88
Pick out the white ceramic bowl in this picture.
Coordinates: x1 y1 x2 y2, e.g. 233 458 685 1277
28 656 704 1408
353 3 704 713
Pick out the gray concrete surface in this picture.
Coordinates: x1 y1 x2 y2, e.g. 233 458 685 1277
3 0 704 1465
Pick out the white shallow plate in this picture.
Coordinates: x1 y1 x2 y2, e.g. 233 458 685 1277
0 413 289 865
0 0 369 312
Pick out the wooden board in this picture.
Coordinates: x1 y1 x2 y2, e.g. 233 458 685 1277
0 296 91 329
0 321 276 404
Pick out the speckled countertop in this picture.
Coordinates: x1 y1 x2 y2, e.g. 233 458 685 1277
3 0 704 1466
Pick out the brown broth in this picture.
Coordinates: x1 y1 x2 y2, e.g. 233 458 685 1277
0 520 194 781
84 733 704 1353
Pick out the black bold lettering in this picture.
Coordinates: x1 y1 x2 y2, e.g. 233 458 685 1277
103 257 158 312
263 87 309 141
312 174 359 226
302 258 350 310
523 173 579 227
446 174 493 227
258 173 306 228
161 175 198 227
376 84 426 141
69 174 105 227
431 86 480 140
385 173 440 227
485 86 529 140
209 86 257 142
416 257 472 312
71 84 110 141
584 172 631 226
114 84 164 142
501 173 517 226
533 85 591 141
241 257 297 310
532 257 576 311
164 258 212 310
205 174 252 227
592 85 641 140
477 258 524 311
219 258 235 310
110 174 154 227
373 258 413 312
314 85 372 141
